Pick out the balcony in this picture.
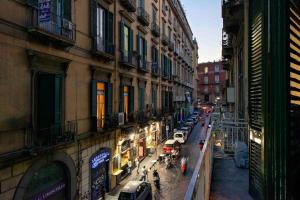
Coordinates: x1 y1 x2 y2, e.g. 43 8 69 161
222 0 244 34
161 33 169 46
168 39 175 51
120 51 137 69
151 62 160 77
151 22 160 37
120 0 137 12
222 31 233 59
27 6 75 47
92 114 119 133
137 7 150 26
92 36 115 60
222 58 230 70
104 0 114 3
137 59 150 73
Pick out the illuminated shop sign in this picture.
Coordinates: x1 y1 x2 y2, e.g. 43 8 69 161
91 151 110 169
30 181 66 200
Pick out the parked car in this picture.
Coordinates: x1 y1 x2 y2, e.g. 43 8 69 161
173 130 187 144
118 181 152 200
180 126 191 137
163 139 181 154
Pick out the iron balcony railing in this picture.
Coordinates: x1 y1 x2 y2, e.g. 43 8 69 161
25 121 77 150
93 35 115 57
120 0 137 12
95 114 119 132
151 62 160 76
137 7 150 26
168 39 175 51
27 6 75 44
137 59 150 72
120 50 138 68
151 22 160 37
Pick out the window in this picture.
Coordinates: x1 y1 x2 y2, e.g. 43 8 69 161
139 87 145 111
139 0 144 7
204 86 208 93
215 85 220 94
215 64 220 72
152 7 157 23
162 20 166 35
204 67 208 74
120 20 133 63
137 33 147 69
151 47 159 73
152 86 157 110
96 82 105 128
36 73 62 137
92 3 114 54
119 85 134 122
204 76 208 84
215 75 220 83
124 86 129 120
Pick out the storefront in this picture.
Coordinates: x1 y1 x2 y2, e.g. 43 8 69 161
146 122 160 153
90 148 110 200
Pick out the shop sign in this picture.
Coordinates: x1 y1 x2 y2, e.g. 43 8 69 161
30 181 65 200
91 151 110 169
38 0 51 23
121 140 131 154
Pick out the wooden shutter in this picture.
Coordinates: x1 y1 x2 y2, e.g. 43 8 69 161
289 3 300 198
129 28 134 63
106 11 114 53
119 19 124 54
119 84 124 112
91 79 97 117
144 39 148 68
137 33 141 68
129 86 134 112
54 75 62 128
105 83 113 117
63 0 71 20
161 54 164 76
90 0 97 37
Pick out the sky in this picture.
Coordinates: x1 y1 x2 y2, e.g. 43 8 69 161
180 0 222 63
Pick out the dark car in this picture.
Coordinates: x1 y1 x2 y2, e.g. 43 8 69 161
118 181 152 200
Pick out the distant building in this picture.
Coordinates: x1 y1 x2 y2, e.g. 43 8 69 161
197 61 227 104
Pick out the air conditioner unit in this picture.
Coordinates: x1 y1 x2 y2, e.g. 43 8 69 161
118 112 125 125
62 19 72 30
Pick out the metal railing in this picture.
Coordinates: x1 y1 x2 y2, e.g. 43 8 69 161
95 114 119 132
185 121 214 200
151 62 160 75
27 6 75 42
93 35 115 56
120 50 138 67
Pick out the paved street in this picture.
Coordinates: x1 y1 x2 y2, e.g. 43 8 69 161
107 116 209 200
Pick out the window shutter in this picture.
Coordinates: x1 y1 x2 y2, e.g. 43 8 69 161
119 19 125 54
129 28 134 63
90 0 97 37
63 0 71 20
54 75 62 130
137 33 141 68
105 83 113 117
129 86 134 112
91 79 97 131
161 54 164 76
144 40 147 68
119 84 124 112
106 11 114 53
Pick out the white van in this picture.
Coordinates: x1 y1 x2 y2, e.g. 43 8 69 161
173 130 187 144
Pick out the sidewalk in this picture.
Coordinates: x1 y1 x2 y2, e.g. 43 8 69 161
106 145 164 199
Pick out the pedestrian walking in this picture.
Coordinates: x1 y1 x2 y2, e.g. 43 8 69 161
135 157 140 174
141 166 148 181
127 160 132 174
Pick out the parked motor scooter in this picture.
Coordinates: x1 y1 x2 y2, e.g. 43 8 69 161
153 169 160 190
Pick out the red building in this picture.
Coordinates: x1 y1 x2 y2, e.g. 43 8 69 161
197 61 227 103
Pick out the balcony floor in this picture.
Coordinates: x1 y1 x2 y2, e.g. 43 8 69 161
210 148 253 200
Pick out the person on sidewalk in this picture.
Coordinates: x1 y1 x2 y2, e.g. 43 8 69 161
141 166 148 181
127 160 132 174
135 157 140 174
100 185 106 200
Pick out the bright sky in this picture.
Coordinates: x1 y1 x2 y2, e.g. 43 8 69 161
180 0 222 63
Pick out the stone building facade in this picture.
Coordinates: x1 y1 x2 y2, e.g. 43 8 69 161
0 0 194 199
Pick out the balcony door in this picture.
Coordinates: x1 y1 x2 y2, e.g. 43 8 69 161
36 73 62 143
96 6 105 51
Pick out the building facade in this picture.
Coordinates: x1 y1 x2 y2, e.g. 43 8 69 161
196 61 227 104
192 38 199 106
0 0 194 199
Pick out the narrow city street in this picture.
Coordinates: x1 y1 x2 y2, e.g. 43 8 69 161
107 117 209 200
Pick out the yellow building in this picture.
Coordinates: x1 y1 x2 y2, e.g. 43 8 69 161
0 0 194 199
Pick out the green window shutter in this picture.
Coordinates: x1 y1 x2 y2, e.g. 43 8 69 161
105 83 113 117
64 0 71 20
137 33 141 67
90 0 97 37
144 39 147 66
119 85 124 112
161 54 164 75
129 28 134 63
91 79 97 117
119 19 125 54
152 46 155 62
106 11 114 53
129 86 134 112
54 75 62 127
141 88 145 111
138 88 141 111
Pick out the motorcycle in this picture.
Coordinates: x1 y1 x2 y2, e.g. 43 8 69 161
153 169 160 190
165 155 172 169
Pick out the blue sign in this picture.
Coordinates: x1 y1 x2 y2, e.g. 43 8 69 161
38 0 51 23
91 151 110 169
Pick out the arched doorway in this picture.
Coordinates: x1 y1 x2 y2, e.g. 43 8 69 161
24 162 67 200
